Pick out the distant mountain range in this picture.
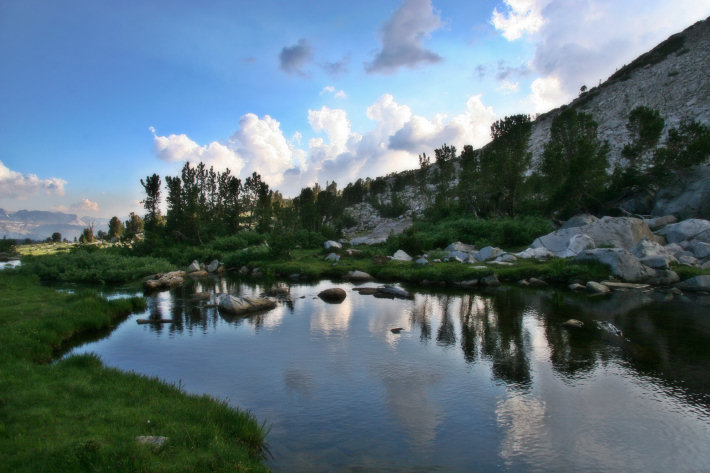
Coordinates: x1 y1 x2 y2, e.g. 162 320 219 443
0 209 110 241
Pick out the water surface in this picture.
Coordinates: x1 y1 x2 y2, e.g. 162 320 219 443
67 277 710 472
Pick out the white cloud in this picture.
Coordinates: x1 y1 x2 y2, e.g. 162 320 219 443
497 80 520 94
0 160 66 199
492 0 710 113
72 198 99 213
491 0 546 41
320 85 347 99
152 129 244 174
366 0 444 73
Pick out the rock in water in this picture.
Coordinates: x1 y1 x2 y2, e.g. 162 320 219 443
377 285 413 299
562 319 584 329
187 260 200 273
207 259 220 273
675 275 710 292
586 281 610 294
218 295 277 315
318 288 347 303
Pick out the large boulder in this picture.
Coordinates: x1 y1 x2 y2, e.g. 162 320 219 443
392 250 413 262
143 271 186 290
474 246 503 262
207 259 220 273
187 260 201 273
675 275 710 292
651 165 710 219
324 240 342 250
218 295 277 315
444 241 477 253
576 248 657 283
561 214 599 229
655 219 710 244
324 253 340 262
530 217 657 258
445 250 472 263
344 270 373 281
318 288 347 303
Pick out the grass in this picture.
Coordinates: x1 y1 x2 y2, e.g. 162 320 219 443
0 273 270 472
17 241 77 256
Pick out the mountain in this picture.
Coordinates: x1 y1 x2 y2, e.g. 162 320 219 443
0 209 110 241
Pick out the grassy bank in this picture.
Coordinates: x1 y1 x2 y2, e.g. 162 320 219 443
0 273 270 473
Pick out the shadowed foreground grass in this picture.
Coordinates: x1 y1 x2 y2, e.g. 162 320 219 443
0 273 270 473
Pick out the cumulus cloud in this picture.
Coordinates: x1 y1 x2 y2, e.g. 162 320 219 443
366 0 444 73
497 80 520 94
320 85 347 99
491 0 710 112
0 160 66 199
279 38 313 75
491 0 546 41
72 198 99 213
151 128 244 174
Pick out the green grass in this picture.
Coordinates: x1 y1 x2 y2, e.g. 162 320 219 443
0 273 270 472
17 247 174 284
17 241 77 256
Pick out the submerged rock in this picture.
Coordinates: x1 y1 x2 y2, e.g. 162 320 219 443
218 295 277 315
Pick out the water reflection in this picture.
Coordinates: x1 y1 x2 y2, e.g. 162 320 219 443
66 277 710 472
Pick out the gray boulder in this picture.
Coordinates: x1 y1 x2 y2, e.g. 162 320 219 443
675 275 710 292
646 270 680 286
345 270 372 281
515 247 555 259
586 281 610 294
656 219 710 244
480 274 500 286
324 240 342 250
324 253 340 262
475 246 503 262
218 295 277 315
318 288 347 302
689 240 710 259
207 259 220 273
143 271 186 291
377 285 413 299
494 253 517 263
530 217 657 258
651 165 710 219
576 248 657 283
643 215 677 230
445 250 471 263
187 260 201 273
562 319 584 329
561 214 599 229
392 250 413 262
415 257 429 265
444 241 476 253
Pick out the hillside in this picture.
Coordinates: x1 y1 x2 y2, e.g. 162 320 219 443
0 209 109 241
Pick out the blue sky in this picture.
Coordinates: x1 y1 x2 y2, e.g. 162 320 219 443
1 0 709 219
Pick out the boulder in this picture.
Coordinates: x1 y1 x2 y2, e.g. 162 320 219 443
458 279 479 288
187 260 201 273
324 253 340 262
494 253 517 263
561 214 599 229
651 165 710 219
528 277 548 287
530 217 657 258
689 241 710 259
445 250 471 263
324 240 342 250
632 238 675 259
345 248 363 257
675 275 710 292
475 246 503 262
318 288 347 303
678 255 699 266
143 271 186 290
568 283 586 291
643 215 677 230
562 319 584 329
392 250 413 262
576 248 657 283
218 295 277 315
586 281 610 294
415 257 429 265
640 255 671 269
207 259 220 273
377 285 413 299
479 274 500 286
515 247 555 260
646 270 680 286
444 241 476 253
655 219 710 244
345 270 373 281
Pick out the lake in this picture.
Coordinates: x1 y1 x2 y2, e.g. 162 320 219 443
66 277 710 472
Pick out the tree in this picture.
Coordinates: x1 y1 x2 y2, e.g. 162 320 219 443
79 226 95 243
480 114 533 216
433 144 456 213
108 216 124 240
140 173 162 229
538 109 609 217
124 212 144 240
653 119 710 178
51 232 62 243
621 106 664 170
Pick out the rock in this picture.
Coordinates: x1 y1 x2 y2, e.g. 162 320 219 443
345 248 363 257
562 319 584 329
324 240 342 250
646 270 680 286
595 321 623 337
528 277 548 287
569 283 586 291
349 217 414 245
187 260 201 273
678 254 699 266
689 240 710 259
415 257 429 265
207 259 220 273
192 292 211 301
702 260 710 269
352 287 380 295
218 295 277 314
601 281 650 290
143 271 186 291
136 436 168 448
586 281 610 294
239 266 249 275
675 275 710 292
458 279 479 288
377 285 413 299
445 250 471 263
495 253 518 263
324 253 340 262
345 270 373 281
515 247 555 260
392 250 413 262
519 279 530 286
651 166 710 219
390 327 404 334
479 274 500 286
475 246 503 262
188 270 208 278
318 288 347 303
643 215 678 230
561 214 599 229
444 241 477 253
530 217 657 258
639 255 670 269
576 248 657 283
656 219 710 244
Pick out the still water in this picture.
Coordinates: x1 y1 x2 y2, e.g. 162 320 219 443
66 277 710 472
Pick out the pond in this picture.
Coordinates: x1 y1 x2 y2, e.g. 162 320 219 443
66 277 710 473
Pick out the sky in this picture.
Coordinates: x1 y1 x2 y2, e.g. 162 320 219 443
1 0 709 219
